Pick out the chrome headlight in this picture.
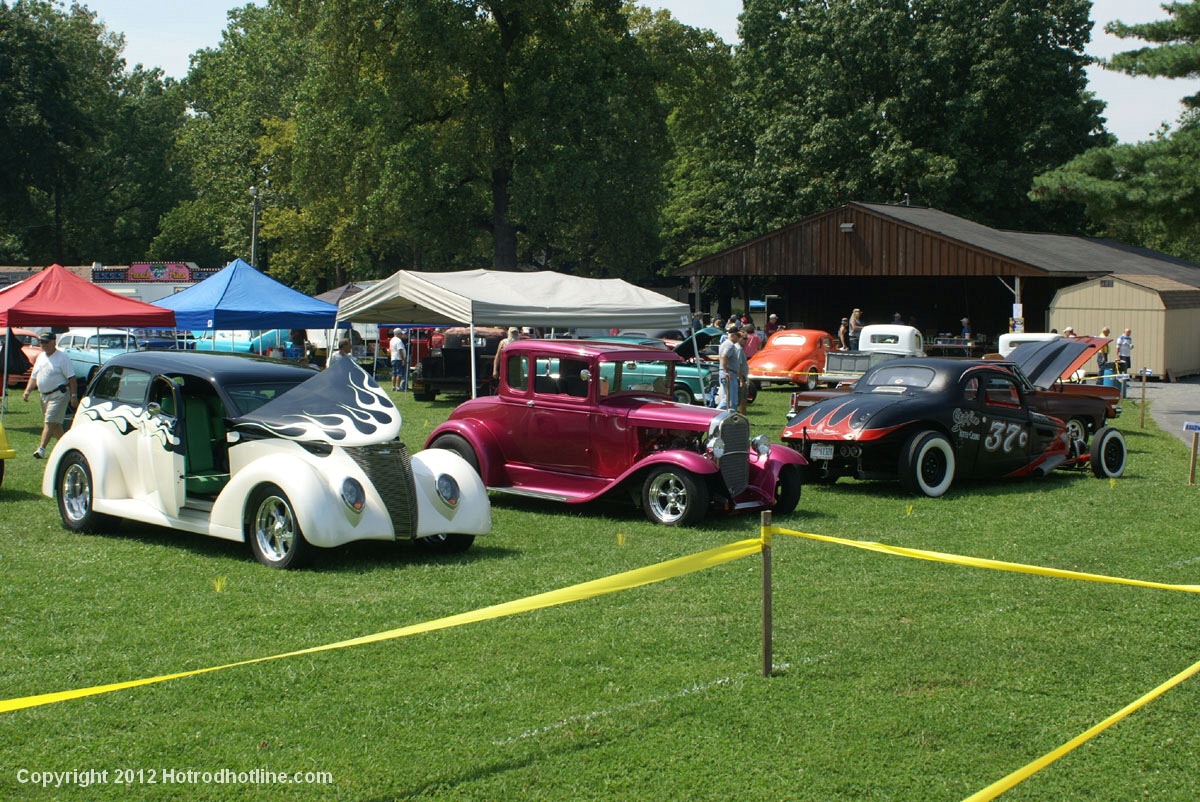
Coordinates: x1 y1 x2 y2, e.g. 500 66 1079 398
435 474 460 508
751 434 771 457
706 435 725 459
340 477 365 513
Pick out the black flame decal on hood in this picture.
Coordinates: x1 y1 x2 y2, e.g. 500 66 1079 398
233 359 401 445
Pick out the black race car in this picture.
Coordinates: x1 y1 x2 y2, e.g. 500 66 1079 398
781 358 1126 497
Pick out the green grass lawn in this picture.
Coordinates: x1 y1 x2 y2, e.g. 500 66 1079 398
1 384 1198 800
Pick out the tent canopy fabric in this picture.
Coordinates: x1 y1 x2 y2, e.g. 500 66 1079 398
336 269 691 328
155 258 338 330
0 264 176 328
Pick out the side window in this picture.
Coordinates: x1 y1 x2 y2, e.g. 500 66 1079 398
90 366 151 404
504 354 529 392
559 359 589 398
983 377 1020 408
962 376 979 402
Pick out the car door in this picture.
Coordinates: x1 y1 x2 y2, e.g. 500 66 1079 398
139 374 185 516
972 371 1036 478
516 357 593 474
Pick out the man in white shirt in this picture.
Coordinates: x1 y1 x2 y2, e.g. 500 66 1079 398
326 337 355 369
22 332 77 459
388 328 408 391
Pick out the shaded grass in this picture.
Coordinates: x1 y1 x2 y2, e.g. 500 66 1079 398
1 386 1199 800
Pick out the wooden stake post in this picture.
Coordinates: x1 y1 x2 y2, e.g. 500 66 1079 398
761 511 773 678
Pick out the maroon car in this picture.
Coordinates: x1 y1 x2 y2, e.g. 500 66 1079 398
425 339 807 525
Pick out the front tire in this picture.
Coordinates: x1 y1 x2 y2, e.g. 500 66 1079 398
642 467 709 526
416 533 476 553
1064 417 1088 445
773 464 802 514
803 368 819 391
57 450 117 532
1090 426 1126 478
671 384 694 404
899 431 956 498
246 484 308 568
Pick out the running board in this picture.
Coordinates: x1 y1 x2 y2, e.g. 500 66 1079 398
491 486 574 503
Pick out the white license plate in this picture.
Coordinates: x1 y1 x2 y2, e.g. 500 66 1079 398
810 444 835 461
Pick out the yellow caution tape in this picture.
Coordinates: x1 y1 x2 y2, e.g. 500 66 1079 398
0 538 764 715
771 526 1200 593
963 656 1200 802
769 525 1200 800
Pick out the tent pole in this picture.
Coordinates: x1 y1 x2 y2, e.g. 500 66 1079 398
469 320 478 400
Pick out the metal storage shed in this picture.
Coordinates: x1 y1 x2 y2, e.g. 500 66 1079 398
1050 274 1200 379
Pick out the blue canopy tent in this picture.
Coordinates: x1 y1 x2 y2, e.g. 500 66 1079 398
155 259 337 330
154 259 340 355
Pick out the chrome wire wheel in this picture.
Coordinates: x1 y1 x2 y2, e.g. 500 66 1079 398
60 461 92 525
642 467 708 526
250 489 303 567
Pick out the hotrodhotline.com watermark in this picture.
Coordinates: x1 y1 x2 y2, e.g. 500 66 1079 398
16 768 333 788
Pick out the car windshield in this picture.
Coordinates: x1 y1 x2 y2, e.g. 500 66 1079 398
861 365 936 392
223 380 309 415
91 333 135 349
771 334 809 348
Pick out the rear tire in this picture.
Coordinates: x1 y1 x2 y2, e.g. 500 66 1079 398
429 433 480 475
899 431 955 498
57 450 117 533
1090 426 1126 478
803 369 819 391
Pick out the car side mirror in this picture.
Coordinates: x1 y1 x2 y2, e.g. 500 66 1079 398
579 369 591 382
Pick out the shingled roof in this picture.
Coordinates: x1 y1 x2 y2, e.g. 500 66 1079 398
857 202 1200 287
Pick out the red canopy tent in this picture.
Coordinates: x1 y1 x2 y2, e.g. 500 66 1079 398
0 265 176 420
0 264 176 328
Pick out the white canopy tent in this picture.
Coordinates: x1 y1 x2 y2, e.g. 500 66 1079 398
336 269 692 396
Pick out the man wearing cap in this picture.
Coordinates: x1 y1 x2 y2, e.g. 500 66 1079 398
718 323 746 411
22 333 77 459
960 317 973 356
764 313 779 336
493 327 521 377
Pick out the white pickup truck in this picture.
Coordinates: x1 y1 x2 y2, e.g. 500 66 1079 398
819 324 925 386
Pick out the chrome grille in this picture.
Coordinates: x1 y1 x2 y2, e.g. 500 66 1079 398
717 413 750 496
344 441 418 538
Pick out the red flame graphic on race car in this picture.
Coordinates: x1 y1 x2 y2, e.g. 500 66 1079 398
782 396 905 442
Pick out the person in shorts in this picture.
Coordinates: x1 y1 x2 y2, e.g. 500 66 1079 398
388 328 408 391
22 332 77 459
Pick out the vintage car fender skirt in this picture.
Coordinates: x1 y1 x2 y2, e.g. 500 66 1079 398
899 431 956 498
1090 427 1126 479
642 466 709 526
247 484 309 569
